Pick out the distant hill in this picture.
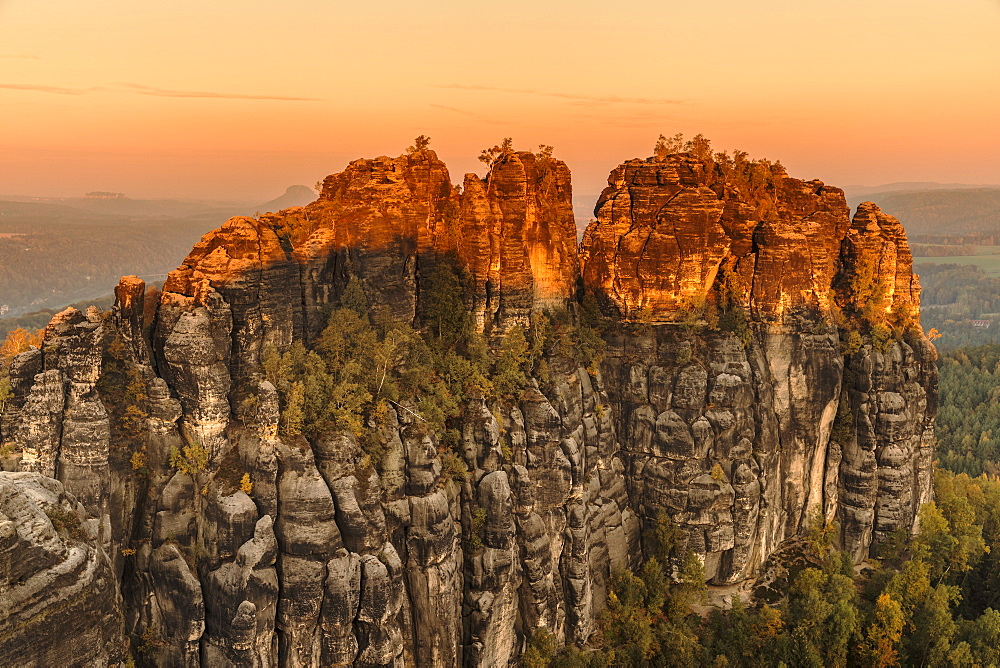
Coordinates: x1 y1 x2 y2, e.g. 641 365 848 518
256 185 316 213
0 187 316 316
843 182 1000 198
0 194 252 221
0 197 251 317
847 188 1000 235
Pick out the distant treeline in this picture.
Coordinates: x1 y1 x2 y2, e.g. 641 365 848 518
911 233 1000 246
937 343 1000 476
915 263 1000 349
0 193 289 317
910 243 976 257
0 225 185 316
0 198 210 316
849 188 1000 235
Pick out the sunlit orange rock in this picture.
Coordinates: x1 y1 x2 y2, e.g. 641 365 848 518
459 151 578 332
580 153 851 322
836 201 921 323
162 148 578 336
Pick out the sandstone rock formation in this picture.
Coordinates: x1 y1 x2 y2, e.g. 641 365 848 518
581 154 934 581
580 153 851 323
457 151 578 332
0 144 936 666
0 472 127 667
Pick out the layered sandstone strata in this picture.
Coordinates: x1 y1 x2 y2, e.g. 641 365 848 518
581 153 935 581
458 151 579 332
0 472 127 666
580 154 850 322
0 145 936 666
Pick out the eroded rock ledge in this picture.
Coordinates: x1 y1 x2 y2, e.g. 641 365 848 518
0 146 935 666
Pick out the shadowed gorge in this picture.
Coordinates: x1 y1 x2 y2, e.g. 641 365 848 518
0 143 936 666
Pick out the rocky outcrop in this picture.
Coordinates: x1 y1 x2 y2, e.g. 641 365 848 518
162 149 577 345
833 202 934 560
0 145 936 666
582 155 935 578
458 151 578 332
836 201 922 323
0 472 127 667
580 153 850 322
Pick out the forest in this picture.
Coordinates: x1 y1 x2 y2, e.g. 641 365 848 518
0 201 208 316
914 263 1000 349
522 464 1000 667
935 344 1000 477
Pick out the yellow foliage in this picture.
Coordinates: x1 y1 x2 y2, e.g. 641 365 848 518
240 473 253 494
842 330 864 355
861 593 904 667
169 441 209 476
0 327 44 365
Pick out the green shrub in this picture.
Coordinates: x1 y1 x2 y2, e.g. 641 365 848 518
44 504 87 541
468 505 487 550
0 377 12 413
871 322 894 353
522 628 557 668
491 326 530 400
440 450 467 484
841 329 863 355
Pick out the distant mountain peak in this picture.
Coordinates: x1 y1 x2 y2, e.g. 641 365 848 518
844 182 1000 198
256 184 316 213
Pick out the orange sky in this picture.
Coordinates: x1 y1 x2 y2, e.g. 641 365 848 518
1 0 999 200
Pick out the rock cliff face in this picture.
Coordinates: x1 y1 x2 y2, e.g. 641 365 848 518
0 472 127 666
579 153 850 322
0 147 935 666
457 151 579 332
580 154 935 582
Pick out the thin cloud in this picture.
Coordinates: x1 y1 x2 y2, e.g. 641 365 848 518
0 81 324 101
435 83 684 106
121 83 323 102
0 83 96 95
429 104 506 124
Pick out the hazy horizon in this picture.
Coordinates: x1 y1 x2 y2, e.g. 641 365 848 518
5 179 1000 208
2 0 999 200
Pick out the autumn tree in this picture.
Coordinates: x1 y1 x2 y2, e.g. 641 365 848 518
654 132 685 160
687 133 713 161
0 327 44 412
859 593 904 667
478 137 515 167
1 327 43 366
407 134 431 152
